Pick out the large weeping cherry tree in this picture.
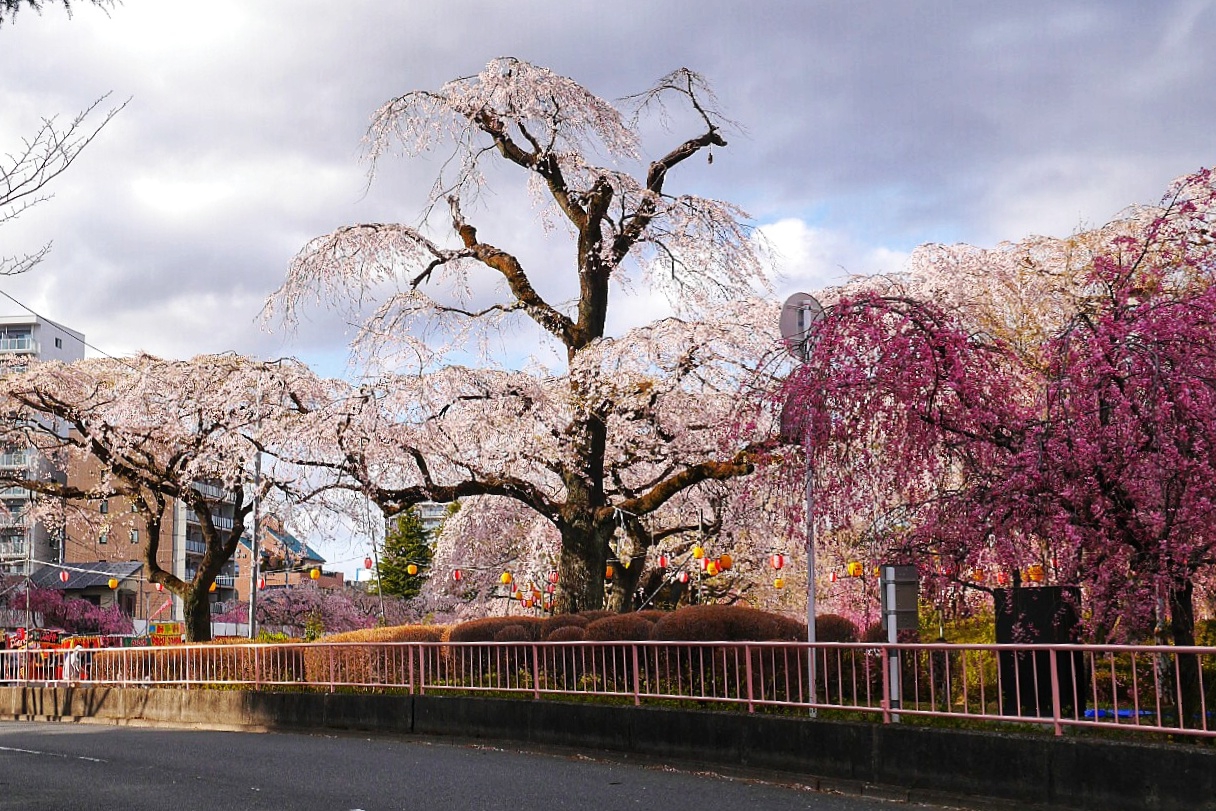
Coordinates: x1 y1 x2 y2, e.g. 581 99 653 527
266 59 776 612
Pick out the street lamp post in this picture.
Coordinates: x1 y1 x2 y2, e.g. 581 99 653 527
779 292 824 714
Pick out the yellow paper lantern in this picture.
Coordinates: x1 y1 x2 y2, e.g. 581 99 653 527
406 563 419 576
773 577 786 589
208 581 217 592
691 546 705 560
717 553 733 571
846 561 864 578
1026 564 1045 583
705 561 720 576
500 571 513 585
107 577 119 590
309 568 321 581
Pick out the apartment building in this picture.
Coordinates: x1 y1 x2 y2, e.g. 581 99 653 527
61 452 242 623
231 515 341 604
0 314 86 576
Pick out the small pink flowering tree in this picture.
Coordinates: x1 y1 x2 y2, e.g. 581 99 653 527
12 586 132 635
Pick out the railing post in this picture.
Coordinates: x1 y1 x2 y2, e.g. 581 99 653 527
532 644 541 700
328 645 335 693
1049 648 1062 736
744 643 754 713
632 644 641 706
881 645 891 724
408 644 416 696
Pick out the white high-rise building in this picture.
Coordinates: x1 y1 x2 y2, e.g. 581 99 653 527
0 314 86 574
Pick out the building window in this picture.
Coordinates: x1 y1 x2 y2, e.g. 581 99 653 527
99 532 108 545
99 500 108 515
54 337 63 349
129 529 139 544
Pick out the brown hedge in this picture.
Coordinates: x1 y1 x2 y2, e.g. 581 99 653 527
449 616 543 643
584 613 656 641
649 605 804 642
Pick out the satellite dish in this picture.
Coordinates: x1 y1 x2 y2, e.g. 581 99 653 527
779 292 824 361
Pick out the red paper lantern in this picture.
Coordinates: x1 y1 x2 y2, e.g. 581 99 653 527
453 569 463 581
59 570 69 583
156 582 164 592
364 557 373 570
657 554 669 569
677 571 690 584
548 570 559 584
770 553 785 570
257 577 265 590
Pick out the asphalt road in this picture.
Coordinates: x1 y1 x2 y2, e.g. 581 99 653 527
0 721 930 811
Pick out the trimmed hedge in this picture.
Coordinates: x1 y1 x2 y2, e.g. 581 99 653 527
649 605 805 642
584 613 656 641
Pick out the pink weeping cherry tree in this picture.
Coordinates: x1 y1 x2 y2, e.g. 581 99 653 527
266 59 780 613
776 168 1216 653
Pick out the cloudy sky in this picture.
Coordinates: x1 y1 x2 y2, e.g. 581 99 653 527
3 0 1214 572
2 0 1213 375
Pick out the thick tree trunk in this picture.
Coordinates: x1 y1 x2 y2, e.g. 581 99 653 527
1167 579 1203 731
607 558 644 612
555 522 610 613
182 586 212 643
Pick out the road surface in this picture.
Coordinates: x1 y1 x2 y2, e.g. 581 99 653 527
0 721 936 810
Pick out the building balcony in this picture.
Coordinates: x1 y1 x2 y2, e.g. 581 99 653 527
0 540 28 558
185 510 234 531
0 451 29 468
190 481 234 502
215 575 236 588
0 336 38 354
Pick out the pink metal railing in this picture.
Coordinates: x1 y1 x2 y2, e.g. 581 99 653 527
3 640 1212 739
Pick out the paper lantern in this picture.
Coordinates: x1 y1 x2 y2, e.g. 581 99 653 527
309 568 320 581
677 571 690 584
107 578 119 590
500 571 513 586
773 577 786 589
605 564 614 579
364 557 373 570
452 569 463 582
717 553 733 571
406 563 419 576
691 546 705 560
830 571 838 583
657 554 669 569
546 583 555 594
705 560 720 576
548 570 559 584
511 589 522 600
996 572 1011 586
846 561 864 578
972 568 986 583
1026 564 1045 583
769 553 785 570
156 582 165 592
59 570 69 583
209 581 217 592
257 577 265 590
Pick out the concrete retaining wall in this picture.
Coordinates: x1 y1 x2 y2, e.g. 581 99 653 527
1 685 1212 811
